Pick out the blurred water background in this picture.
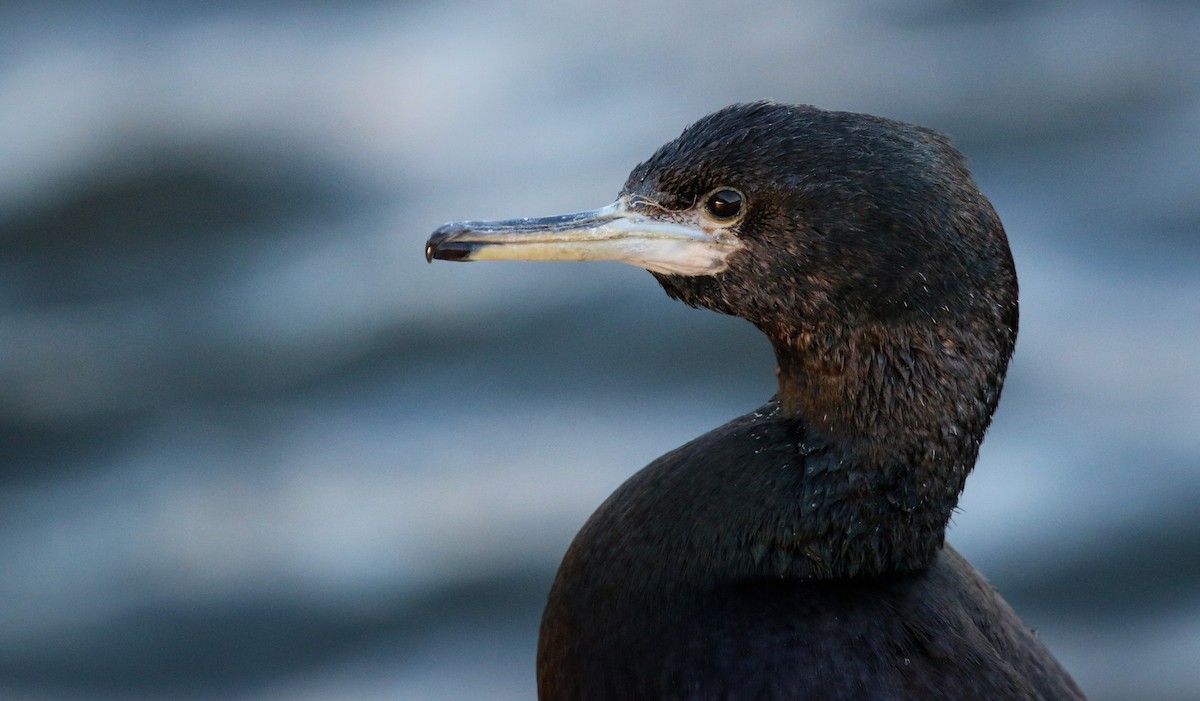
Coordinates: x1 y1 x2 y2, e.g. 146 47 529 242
1 1 1198 699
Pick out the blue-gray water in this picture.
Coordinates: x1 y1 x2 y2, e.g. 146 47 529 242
1 1 1198 698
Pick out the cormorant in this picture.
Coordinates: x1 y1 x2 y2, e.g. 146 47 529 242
425 101 1085 700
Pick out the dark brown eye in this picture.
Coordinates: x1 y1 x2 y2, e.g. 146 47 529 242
704 189 743 220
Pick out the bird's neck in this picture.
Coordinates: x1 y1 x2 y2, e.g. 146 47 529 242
764 319 995 575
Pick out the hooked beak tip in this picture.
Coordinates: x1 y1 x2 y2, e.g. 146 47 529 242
425 223 474 263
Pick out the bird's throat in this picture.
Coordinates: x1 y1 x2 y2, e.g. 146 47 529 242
770 321 975 449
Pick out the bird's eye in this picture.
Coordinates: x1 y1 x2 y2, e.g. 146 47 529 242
704 188 744 221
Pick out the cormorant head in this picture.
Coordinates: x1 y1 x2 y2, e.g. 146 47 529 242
428 101 1013 335
427 101 1017 438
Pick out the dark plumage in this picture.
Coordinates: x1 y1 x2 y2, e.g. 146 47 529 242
426 101 1085 700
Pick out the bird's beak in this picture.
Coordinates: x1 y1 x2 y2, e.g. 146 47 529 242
425 199 739 276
